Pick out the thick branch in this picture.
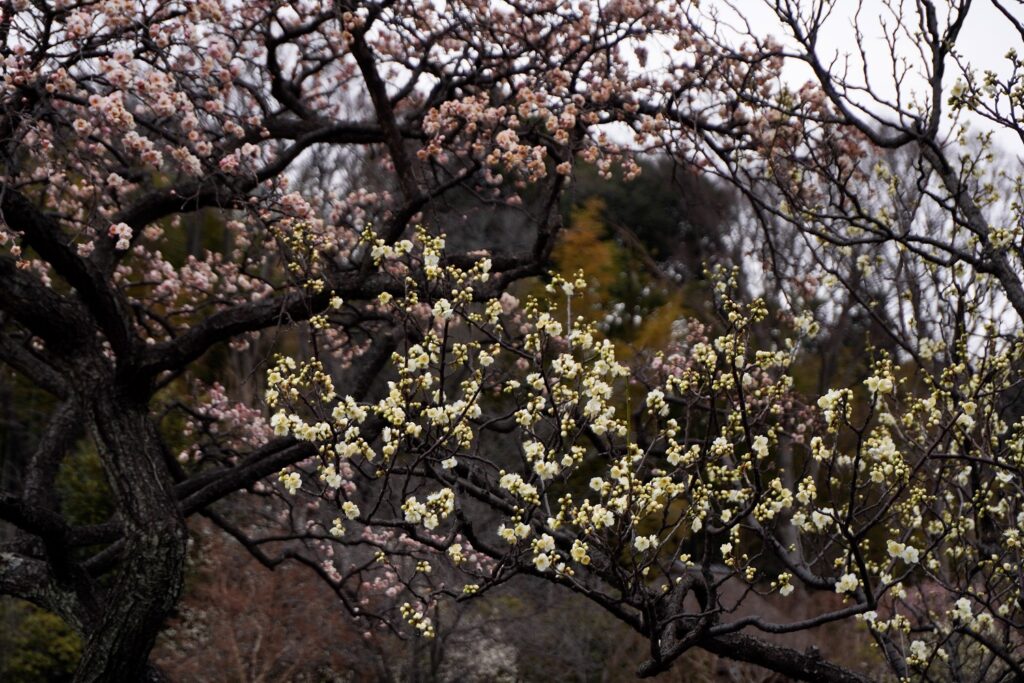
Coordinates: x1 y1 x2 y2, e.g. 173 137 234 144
696 632 875 683
0 256 88 345
0 551 88 631
1 186 134 356
0 326 68 396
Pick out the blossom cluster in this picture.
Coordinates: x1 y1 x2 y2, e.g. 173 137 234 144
256 235 1024 674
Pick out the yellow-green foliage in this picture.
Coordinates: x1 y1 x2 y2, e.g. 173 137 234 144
56 446 114 528
552 196 698 353
0 599 81 682
552 196 620 300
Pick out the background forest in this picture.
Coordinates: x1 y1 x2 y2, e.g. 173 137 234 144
2 2 1023 682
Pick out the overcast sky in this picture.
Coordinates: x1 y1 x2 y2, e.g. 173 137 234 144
706 0 1023 152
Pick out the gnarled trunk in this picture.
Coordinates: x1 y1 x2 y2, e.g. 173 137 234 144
73 373 187 682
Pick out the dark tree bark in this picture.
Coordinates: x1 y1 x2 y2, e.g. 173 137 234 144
73 381 187 682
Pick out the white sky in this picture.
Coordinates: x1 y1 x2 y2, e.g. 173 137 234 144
706 0 1024 152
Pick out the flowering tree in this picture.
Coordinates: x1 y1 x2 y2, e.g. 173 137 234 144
666 1 1024 679
0 1 1022 681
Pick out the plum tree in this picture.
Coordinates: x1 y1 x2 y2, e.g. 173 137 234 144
0 1 1022 681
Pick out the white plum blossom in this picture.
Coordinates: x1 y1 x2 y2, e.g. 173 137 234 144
432 298 454 320
886 540 920 564
835 573 859 594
